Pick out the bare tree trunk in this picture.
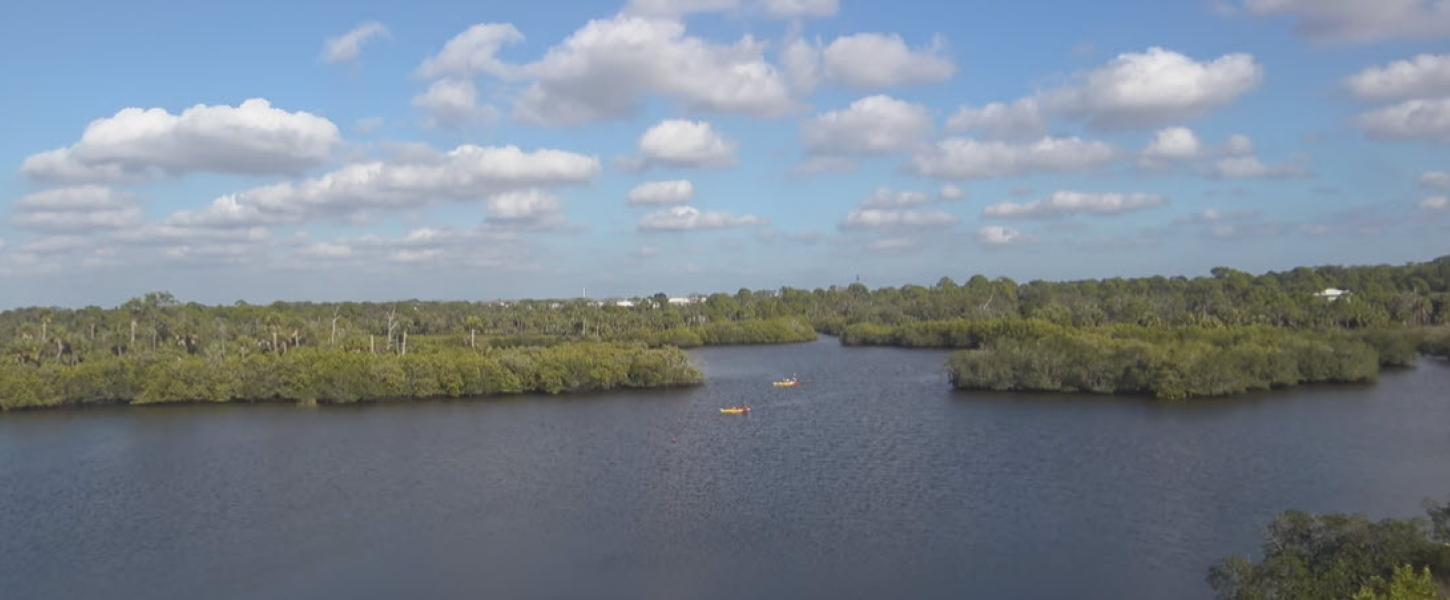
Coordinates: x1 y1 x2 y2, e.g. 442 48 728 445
41 321 48 345
470 329 476 348
370 335 375 354
401 331 408 356
272 330 278 353
55 339 63 361
130 319 137 349
385 308 397 351
330 316 339 347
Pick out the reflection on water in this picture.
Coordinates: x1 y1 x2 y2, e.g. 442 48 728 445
2 339 1447 599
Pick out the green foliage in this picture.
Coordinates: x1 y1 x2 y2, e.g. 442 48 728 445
942 324 1383 400
0 344 701 410
1209 500 1450 600
1351 565 1441 600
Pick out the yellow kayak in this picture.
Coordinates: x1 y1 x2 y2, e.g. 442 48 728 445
772 378 800 388
720 407 751 415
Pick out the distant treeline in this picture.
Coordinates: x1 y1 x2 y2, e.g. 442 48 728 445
4 256 1450 408
1210 498 1450 599
4 256 1450 370
0 343 701 411
844 319 1440 400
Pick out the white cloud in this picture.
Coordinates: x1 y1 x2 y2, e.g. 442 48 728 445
1423 196 1450 211
983 191 1167 219
22 99 340 183
1210 155 1309 179
945 99 1047 140
1140 126 1204 166
761 0 838 18
412 79 500 128
628 180 695 205
416 23 524 78
781 38 823 94
1043 47 1263 128
1357 98 1450 142
802 95 932 156
168 144 599 228
486 189 564 227
841 208 958 229
323 22 389 64
977 225 1030 246
639 206 764 231
1421 171 1450 189
1238 0 1450 44
501 16 795 125
821 33 955 89
911 136 1116 180
939 184 966 200
637 119 737 168
12 186 143 232
1345 54 1450 101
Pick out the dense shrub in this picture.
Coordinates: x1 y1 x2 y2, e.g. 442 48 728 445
0 343 701 411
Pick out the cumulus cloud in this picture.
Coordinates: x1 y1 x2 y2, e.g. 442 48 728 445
22 99 340 183
1043 47 1263 128
1357 98 1450 142
1421 171 1450 189
780 38 823 93
1139 126 1204 166
167 144 599 228
945 99 1047 140
636 119 737 168
1345 54 1450 101
323 22 389 64
638 206 764 231
911 136 1116 180
412 79 500 128
820 33 955 89
1236 0 1450 44
419 17 795 126
12 186 143 232
628 180 695 205
983 191 1167 219
939 184 966 200
299 242 354 259
485 189 564 228
1423 196 1450 211
977 225 1030 246
802 95 932 156
416 23 525 78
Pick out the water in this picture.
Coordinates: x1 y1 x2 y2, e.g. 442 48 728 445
2 338 1448 599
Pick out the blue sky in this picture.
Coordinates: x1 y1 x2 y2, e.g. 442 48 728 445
1 0 1448 307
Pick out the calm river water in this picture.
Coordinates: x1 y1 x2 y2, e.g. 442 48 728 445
2 338 1448 599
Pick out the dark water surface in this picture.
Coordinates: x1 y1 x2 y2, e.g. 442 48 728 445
3 339 1449 599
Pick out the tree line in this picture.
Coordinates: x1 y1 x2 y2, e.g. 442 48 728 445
0 343 702 411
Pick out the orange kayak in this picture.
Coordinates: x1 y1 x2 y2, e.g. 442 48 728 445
719 407 750 415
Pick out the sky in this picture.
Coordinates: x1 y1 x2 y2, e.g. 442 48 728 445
1 0 1449 308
